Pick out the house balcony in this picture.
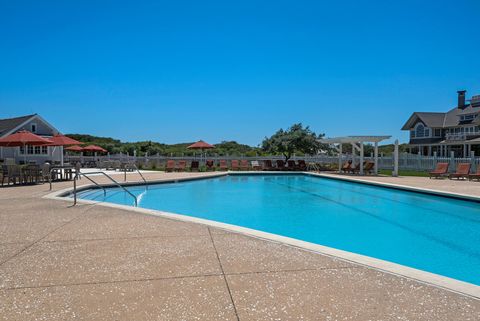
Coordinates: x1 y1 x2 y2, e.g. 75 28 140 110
444 133 480 142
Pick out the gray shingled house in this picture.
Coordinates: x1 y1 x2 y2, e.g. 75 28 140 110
401 90 480 157
0 114 62 164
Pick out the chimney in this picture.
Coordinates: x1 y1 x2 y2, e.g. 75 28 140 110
458 90 466 109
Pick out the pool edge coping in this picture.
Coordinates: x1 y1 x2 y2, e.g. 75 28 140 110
44 172 480 300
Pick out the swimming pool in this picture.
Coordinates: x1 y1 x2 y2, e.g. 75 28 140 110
75 174 480 286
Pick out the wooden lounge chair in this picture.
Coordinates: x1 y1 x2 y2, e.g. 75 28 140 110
165 160 175 172
219 160 228 171
251 160 262 171
175 160 187 172
429 162 449 179
468 167 480 181
352 161 374 175
190 161 199 172
231 160 240 171
263 160 274 171
297 160 307 171
287 160 298 171
205 160 215 171
349 162 362 174
276 160 286 171
341 160 353 173
449 163 471 180
240 160 249 170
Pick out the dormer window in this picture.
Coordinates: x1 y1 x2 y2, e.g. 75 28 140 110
30 123 37 133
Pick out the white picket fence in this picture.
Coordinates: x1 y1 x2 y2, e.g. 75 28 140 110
65 152 480 172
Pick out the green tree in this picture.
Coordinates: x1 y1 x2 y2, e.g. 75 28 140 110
261 123 323 161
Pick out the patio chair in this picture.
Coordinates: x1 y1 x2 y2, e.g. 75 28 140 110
468 167 480 181
429 162 449 179
205 160 215 171
251 160 262 171
231 160 240 171
287 160 298 171
297 160 307 171
341 160 353 173
276 160 286 171
165 160 176 172
263 160 274 171
175 160 187 172
219 160 228 171
363 161 375 175
40 163 51 183
240 160 249 170
190 161 199 172
449 163 471 180
1 165 10 186
349 162 362 174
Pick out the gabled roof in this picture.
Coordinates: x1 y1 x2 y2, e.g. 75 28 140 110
401 112 446 130
0 114 36 137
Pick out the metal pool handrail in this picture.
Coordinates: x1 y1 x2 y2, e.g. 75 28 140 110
72 171 138 207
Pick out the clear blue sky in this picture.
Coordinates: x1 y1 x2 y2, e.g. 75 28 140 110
1 0 479 146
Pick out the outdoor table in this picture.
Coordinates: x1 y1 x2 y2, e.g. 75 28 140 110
50 165 75 181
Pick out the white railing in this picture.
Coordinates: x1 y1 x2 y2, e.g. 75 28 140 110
65 152 480 172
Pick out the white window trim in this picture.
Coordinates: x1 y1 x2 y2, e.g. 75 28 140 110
413 123 431 138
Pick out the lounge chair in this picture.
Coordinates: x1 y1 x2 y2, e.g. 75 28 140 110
175 160 187 172
231 160 240 171
276 160 286 171
341 160 353 173
263 160 274 171
219 160 228 171
449 163 471 180
429 162 449 179
251 160 262 171
240 160 249 170
205 160 215 171
165 160 175 172
190 161 199 172
363 161 375 174
287 160 298 171
349 162 362 174
468 167 480 181
298 160 307 171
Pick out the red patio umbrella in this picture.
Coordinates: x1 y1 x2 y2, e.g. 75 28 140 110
82 145 107 153
48 134 82 146
48 135 83 165
0 130 53 163
187 140 215 150
65 145 84 152
187 140 215 162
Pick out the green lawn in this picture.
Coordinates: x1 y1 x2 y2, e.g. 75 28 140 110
378 169 429 177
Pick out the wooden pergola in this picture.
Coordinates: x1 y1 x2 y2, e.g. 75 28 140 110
319 136 391 175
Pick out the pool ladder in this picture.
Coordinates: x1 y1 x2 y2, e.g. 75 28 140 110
72 171 138 207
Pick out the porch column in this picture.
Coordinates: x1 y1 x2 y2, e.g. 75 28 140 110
428 146 432 156
463 144 467 158
374 142 378 175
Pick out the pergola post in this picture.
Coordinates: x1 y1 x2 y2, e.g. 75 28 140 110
393 139 399 177
359 142 364 175
351 143 356 166
337 143 343 173
374 142 378 175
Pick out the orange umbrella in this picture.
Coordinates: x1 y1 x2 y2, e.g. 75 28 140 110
82 145 107 153
65 145 84 152
48 134 82 146
0 130 52 163
0 130 52 147
187 140 215 150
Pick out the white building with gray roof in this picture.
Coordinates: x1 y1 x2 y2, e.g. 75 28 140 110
401 90 480 157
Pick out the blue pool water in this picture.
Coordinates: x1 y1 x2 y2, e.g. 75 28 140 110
76 174 480 285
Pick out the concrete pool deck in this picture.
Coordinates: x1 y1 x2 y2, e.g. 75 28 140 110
1 171 479 320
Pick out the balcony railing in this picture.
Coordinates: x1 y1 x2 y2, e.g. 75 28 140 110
445 133 480 142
